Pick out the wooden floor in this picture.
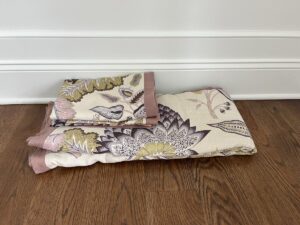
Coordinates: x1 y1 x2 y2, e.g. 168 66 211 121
0 100 299 225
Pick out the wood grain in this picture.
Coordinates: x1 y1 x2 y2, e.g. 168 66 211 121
0 101 299 225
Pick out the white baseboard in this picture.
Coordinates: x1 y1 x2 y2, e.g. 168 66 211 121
0 68 299 104
1 35 300 64
2 94 300 105
0 98 55 105
231 94 300 100
1 30 300 38
0 33 299 104
1 59 300 71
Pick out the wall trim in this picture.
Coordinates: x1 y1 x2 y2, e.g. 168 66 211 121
0 31 299 103
1 59 300 71
1 70 299 103
2 58 300 64
1 30 300 38
0 98 55 105
1 94 300 105
1 35 299 68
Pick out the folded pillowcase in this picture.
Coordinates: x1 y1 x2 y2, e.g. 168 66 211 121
50 72 159 127
28 88 257 173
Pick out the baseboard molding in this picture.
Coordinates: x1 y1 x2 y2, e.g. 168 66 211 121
0 69 299 104
0 32 299 103
1 30 300 38
1 94 300 105
1 59 300 71
0 98 55 105
231 94 300 100
1 35 300 64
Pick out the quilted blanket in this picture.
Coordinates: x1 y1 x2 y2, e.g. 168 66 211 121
28 89 256 174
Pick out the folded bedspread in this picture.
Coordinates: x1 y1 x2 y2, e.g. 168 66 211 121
50 72 159 127
28 88 257 174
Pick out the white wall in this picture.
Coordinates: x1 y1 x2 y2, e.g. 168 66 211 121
1 0 300 32
0 0 299 103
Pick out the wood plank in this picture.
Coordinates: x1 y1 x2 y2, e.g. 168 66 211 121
0 101 299 225
146 191 206 225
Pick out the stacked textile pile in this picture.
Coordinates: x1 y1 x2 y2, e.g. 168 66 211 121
27 72 256 174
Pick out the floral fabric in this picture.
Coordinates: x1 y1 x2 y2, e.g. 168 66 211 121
28 89 257 174
50 72 159 127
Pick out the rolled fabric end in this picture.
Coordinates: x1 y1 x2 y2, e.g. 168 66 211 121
27 136 44 149
27 102 55 149
28 149 50 174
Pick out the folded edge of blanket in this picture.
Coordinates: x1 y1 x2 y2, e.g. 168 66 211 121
26 102 55 149
28 149 51 174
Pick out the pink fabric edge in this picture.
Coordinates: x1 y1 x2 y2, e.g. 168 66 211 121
26 103 55 149
28 149 50 174
144 72 160 124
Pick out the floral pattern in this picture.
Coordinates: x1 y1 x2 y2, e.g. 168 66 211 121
53 97 76 120
59 76 126 102
27 88 257 174
90 105 124 120
99 104 210 159
43 133 64 152
208 120 251 137
188 89 232 119
50 73 158 127
130 73 142 86
61 128 101 154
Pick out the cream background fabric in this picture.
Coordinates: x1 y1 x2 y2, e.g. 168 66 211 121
43 89 256 170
